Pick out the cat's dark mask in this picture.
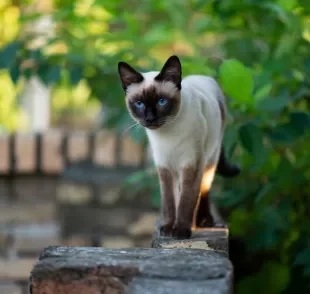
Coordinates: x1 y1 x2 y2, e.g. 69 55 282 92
117 55 182 129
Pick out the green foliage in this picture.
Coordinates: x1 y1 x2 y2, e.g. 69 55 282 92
219 59 254 107
0 0 310 293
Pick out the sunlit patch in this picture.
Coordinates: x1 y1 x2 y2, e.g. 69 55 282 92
200 165 216 194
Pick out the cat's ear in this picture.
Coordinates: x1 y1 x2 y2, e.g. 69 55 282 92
155 55 182 90
118 62 144 91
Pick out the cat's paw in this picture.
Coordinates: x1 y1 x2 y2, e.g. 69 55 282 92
171 225 192 239
159 224 173 237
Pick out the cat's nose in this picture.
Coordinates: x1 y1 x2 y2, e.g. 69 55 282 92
145 117 156 123
145 112 156 123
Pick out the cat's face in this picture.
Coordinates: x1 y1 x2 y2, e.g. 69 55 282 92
118 56 182 130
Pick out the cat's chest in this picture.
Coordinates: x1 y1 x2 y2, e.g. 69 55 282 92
147 131 198 169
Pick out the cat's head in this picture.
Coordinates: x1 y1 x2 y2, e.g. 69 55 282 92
118 55 182 130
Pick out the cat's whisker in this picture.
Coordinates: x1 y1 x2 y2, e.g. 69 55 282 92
122 122 140 137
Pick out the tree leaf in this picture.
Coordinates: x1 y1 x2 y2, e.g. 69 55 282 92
238 122 266 163
289 111 310 134
257 95 291 112
219 59 254 104
255 182 275 205
9 64 20 83
254 83 272 102
277 0 298 11
69 66 83 85
0 41 20 69
294 248 310 266
38 65 61 85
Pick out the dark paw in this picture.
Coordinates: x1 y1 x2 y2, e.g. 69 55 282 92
171 225 192 239
159 224 173 237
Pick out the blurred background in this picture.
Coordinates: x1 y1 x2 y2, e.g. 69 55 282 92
0 0 309 293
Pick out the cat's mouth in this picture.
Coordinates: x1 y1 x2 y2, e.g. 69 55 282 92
142 121 164 130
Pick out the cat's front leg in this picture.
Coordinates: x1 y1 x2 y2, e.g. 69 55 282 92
172 166 202 239
157 167 176 237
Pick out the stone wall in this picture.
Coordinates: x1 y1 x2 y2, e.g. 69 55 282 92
0 129 157 293
29 229 233 294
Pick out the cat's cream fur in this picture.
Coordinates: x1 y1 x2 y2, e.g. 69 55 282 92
118 55 236 239
140 73 225 206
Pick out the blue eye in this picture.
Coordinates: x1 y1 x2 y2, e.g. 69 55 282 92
135 101 144 108
158 98 167 106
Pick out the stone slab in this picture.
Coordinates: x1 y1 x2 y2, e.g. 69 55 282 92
152 228 229 253
128 277 231 294
30 246 233 294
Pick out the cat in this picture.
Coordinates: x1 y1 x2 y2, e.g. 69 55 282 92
118 55 240 239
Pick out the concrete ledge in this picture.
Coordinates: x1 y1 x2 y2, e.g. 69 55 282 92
152 228 229 253
30 246 233 294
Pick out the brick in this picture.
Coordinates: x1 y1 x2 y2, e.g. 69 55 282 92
42 130 64 173
0 135 9 173
30 246 233 294
120 135 144 166
15 133 36 173
56 182 92 204
93 130 117 167
14 176 58 203
0 203 55 223
67 132 88 162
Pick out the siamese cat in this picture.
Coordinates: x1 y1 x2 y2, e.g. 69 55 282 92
118 55 240 239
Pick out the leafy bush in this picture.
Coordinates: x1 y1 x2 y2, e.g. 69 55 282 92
0 0 309 292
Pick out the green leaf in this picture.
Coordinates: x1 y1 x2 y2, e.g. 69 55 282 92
255 183 275 205
238 122 266 163
277 0 298 11
275 157 295 189
229 208 251 236
9 64 20 83
69 66 83 85
0 42 20 69
38 65 61 85
268 112 310 143
237 261 290 294
223 124 239 158
257 95 291 112
254 83 272 102
289 111 310 134
219 59 254 104
294 248 310 266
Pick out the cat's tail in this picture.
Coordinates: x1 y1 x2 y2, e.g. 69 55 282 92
216 144 241 177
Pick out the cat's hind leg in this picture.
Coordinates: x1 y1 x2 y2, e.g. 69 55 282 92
195 147 225 228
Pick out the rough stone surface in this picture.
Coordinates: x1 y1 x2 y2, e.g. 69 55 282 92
128 277 231 294
152 228 229 253
30 246 233 294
